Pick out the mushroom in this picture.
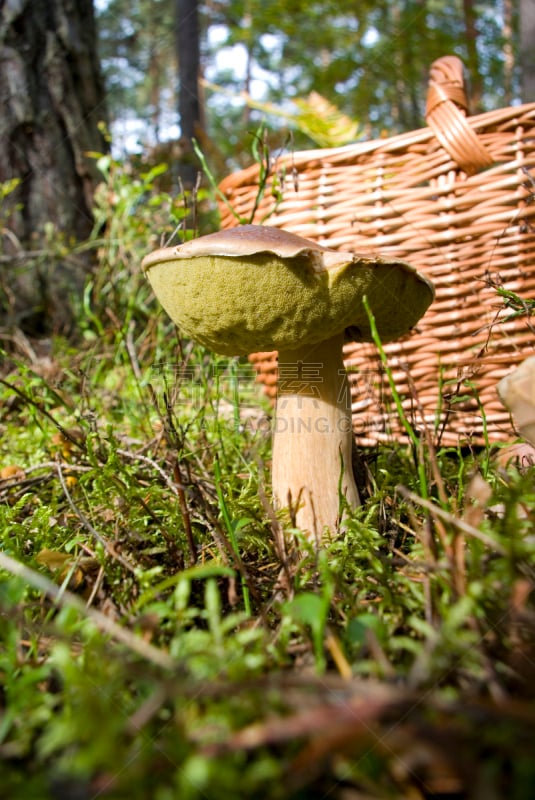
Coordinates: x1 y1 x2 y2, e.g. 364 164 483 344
142 225 434 543
497 355 535 448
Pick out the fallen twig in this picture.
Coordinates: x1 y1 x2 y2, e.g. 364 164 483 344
396 485 506 554
0 551 175 670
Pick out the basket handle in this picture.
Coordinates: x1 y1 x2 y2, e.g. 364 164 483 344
425 55 493 175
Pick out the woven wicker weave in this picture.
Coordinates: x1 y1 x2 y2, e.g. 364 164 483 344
218 56 535 446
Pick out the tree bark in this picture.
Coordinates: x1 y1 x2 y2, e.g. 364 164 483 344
0 0 108 334
520 0 535 101
175 0 202 186
502 0 515 104
462 0 483 110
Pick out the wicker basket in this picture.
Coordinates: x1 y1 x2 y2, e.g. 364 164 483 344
218 56 535 446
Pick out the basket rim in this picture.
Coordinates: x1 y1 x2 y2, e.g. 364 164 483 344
219 101 535 193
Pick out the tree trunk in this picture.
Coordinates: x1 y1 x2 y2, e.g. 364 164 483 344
502 0 515 104
0 0 108 335
175 0 202 187
462 0 483 110
520 0 535 101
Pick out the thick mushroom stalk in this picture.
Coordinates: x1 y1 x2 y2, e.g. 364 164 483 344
273 333 360 542
142 225 435 544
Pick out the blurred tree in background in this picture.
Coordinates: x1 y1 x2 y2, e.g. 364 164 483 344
520 0 535 99
1 0 533 333
96 0 529 170
0 0 108 334
97 0 177 149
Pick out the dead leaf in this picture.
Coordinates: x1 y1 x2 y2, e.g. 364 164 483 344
36 549 73 571
0 464 25 481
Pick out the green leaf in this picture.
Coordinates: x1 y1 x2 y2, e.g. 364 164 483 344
346 613 387 647
285 592 325 629
134 563 235 612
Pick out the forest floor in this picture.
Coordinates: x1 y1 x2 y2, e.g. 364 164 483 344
1 159 535 799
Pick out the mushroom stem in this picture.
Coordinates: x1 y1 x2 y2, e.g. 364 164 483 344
272 332 360 543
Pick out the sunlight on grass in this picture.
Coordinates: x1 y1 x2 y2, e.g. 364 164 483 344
1 155 534 799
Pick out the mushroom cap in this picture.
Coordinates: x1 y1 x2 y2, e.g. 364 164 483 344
497 355 535 447
142 225 435 356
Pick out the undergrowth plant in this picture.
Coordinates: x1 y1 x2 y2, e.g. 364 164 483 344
0 144 534 800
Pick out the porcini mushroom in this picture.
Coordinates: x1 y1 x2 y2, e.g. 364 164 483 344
142 225 434 543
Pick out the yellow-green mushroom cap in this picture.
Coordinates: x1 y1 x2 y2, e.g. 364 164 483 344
142 225 435 356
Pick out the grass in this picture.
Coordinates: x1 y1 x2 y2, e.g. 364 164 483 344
1 159 535 799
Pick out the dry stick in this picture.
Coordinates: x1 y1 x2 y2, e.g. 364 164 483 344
213 458 252 615
364 299 446 620
0 462 91 505
324 627 353 681
25 461 91 474
404 370 449 509
434 366 478 450
172 458 197 565
396 485 506 555
145 387 228 567
199 504 233 565
403 370 467 597
105 309 156 442
150 378 256 602
118 446 197 564
257 475 294 601
55 460 138 574
257 471 288 565
116 448 181 496
0 377 83 450
0 551 174 670
129 437 255 602
125 319 143 382
85 447 181 556
85 564 105 608
126 685 168 734
200 498 262 607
